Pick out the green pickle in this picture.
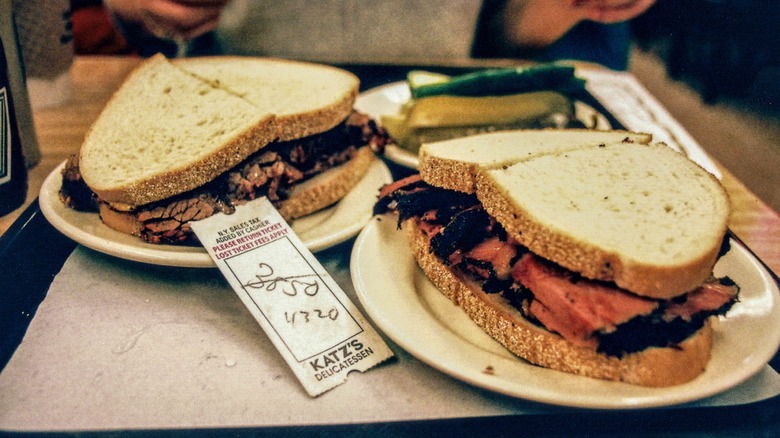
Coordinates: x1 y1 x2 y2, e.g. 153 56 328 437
382 91 574 152
382 65 589 153
409 65 585 99
406 91 572 127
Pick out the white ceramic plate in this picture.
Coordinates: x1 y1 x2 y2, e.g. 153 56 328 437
351 216 780 409
40 159 392 268
355 81 611 169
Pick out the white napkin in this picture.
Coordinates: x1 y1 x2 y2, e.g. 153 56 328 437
1 245 779 432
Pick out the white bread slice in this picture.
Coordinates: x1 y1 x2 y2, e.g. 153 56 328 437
79 54 359 209
476 142 730 299
405 218 714 387
79 54 277 209
175 56 359 141
419 129 652 193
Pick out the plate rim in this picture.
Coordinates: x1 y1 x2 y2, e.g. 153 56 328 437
350 216 780 409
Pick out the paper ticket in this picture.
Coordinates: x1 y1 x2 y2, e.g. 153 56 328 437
191 198 393 397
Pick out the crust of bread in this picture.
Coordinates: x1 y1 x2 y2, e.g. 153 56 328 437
404 219 713 387
278 146 376 220
474 143 729 299
90 118 281 211
99 203 143 237
82 55 359 209
99 147 376 237
418 152 483 194
175 56 359 142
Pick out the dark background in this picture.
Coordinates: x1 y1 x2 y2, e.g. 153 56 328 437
632 0 780 116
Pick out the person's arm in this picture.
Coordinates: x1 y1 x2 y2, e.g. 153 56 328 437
498 0 656 49
103 0 229 41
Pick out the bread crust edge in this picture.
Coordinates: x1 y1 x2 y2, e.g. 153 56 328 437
403 218 713 387
278 146 376 220
99 147 376 238
418 151 478 194
468 142 730 299
83 55 359 208
417 129 653 195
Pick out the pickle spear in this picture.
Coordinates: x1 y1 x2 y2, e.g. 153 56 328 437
409 65 585 99
383 65 589 153
406 91 572 127
382 91 574 152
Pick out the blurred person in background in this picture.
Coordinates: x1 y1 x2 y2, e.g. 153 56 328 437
72 0 655 70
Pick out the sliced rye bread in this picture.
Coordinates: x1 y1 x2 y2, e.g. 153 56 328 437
418 129 652 193
175 56 359 141
79 54 359 210
475 141 730 299
278 146 376 220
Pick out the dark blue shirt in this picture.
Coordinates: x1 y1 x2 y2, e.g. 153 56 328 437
535 21 632 71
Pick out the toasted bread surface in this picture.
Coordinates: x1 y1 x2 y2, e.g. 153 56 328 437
476 142 730 298
418 129 652 193
405 219 713 387
80 55 359 209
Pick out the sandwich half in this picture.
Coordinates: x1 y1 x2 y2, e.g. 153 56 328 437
61 54 389 244
375 129 738 387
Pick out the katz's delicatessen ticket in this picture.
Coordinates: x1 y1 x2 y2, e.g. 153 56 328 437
192 198 393 396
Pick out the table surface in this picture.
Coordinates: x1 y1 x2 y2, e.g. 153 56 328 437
1 56 779 436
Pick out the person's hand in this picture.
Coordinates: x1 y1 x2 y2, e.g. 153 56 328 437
571 0 657 24
104 0 231 41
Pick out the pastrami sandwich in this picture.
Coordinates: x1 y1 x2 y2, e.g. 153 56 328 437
375 129 739 387
61 54 389 244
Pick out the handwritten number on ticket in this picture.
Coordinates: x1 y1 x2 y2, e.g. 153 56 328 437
191 198 393 396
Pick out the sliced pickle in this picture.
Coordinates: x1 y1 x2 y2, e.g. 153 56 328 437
410 65 585 99
380 113 413 148
406 91 572 128
393 116 572 153
407 70 450 91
